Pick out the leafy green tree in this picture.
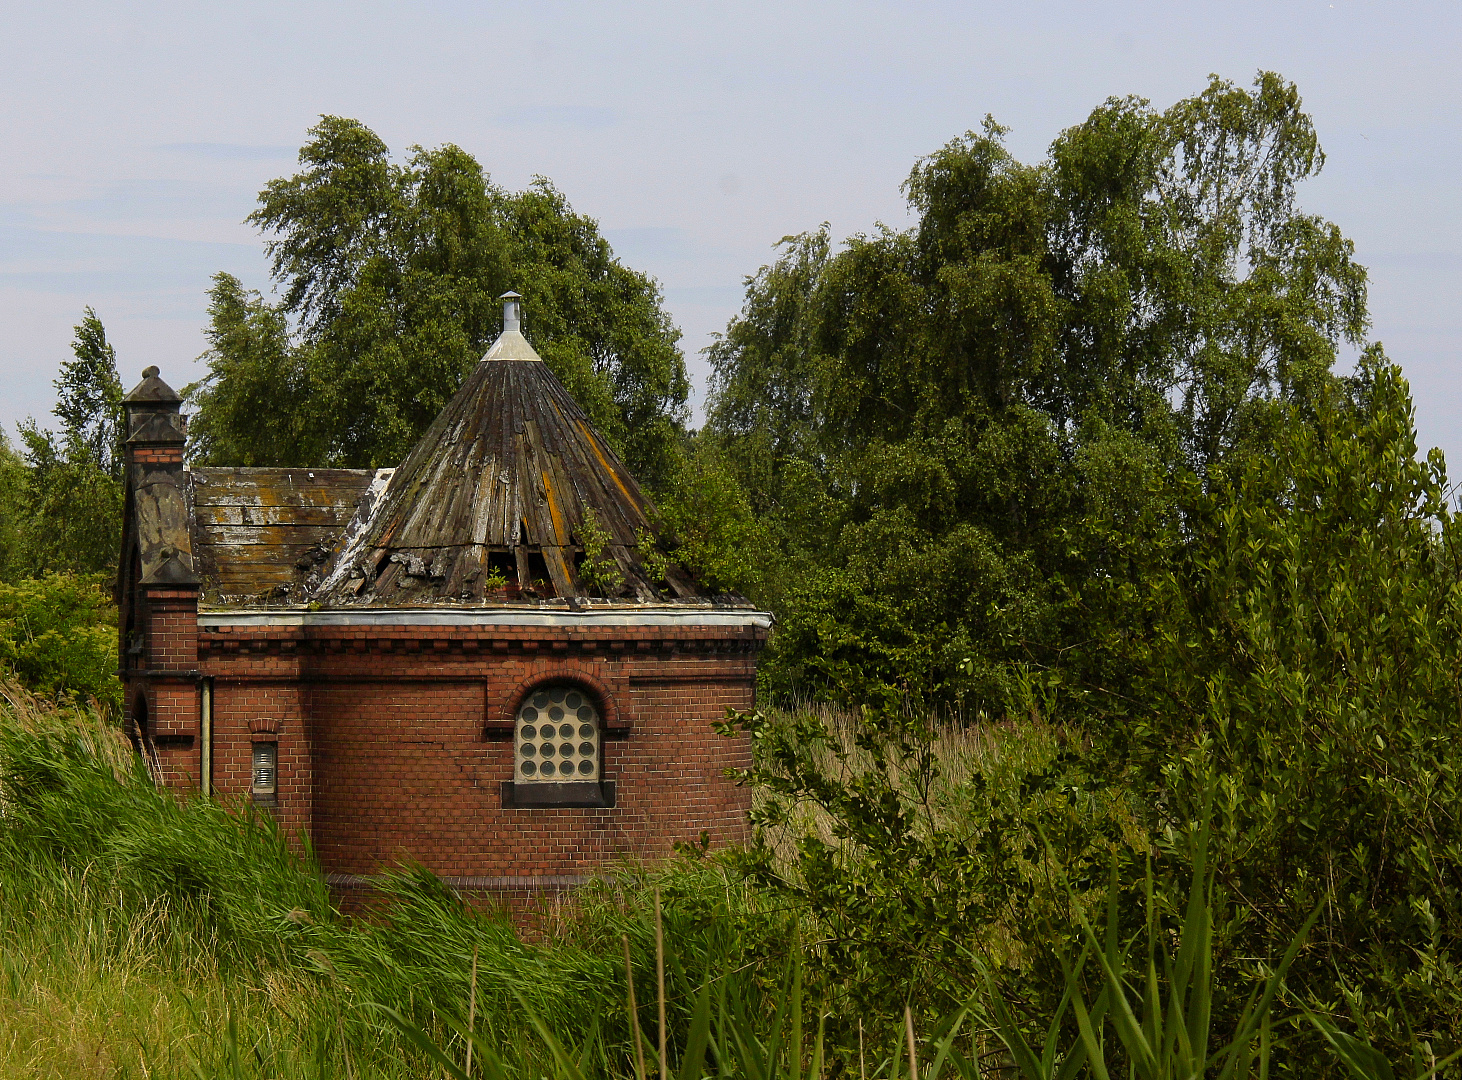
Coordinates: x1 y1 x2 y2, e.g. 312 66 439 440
188 273 315 467
706 73 1369 709
190 117 689 487
51 307 125 479
729 353 1462 1066
0 435 27 580
11 310 126 578
656 435 772 597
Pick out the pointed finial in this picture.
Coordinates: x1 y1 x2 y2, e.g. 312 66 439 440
500 291 522 333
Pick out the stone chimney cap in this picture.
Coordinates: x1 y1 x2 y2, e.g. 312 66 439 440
124 366 182 406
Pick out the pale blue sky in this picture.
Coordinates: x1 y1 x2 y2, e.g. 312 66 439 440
2 1 1458 467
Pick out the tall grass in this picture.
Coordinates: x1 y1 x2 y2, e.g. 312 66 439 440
0 684 1435 1078
0 682 804 1078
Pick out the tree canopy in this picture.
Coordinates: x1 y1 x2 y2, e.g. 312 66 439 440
704 73 1370 709
7 309 125 580
188 117 690 488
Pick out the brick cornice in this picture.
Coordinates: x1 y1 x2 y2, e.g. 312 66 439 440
197 625 765 660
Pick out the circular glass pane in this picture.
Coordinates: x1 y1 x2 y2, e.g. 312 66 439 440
557 723 573 739
578 741 595 756
578 723 594 738
533 692 549 708
550 688 565 704
577 706 594 721
566 691 582 709
540 742 555 757
578 759 594 775
521 760 536 775
521 742 536 757
559 742 574 757
520 724 537 740
521 706 537 722
549 706 564 721
539 760 556 776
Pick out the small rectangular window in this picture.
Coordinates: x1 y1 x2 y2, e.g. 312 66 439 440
251 742 277 803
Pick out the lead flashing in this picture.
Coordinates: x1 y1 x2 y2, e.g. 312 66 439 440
197 606 773 629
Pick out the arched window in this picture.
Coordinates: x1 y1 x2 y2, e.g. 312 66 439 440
515 685 601 782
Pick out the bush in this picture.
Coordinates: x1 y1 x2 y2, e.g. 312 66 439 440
0 573 120 712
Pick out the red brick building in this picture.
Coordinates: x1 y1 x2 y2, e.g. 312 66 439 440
118 294 769 897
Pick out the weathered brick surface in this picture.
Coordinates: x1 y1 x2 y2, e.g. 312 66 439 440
129 618 763 887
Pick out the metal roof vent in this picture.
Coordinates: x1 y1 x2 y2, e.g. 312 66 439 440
501 291 522 333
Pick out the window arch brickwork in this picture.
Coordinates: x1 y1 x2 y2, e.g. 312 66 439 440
491 667 626 734
497 670 620 809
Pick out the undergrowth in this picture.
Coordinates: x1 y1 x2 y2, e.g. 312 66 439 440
0 684 1435 1078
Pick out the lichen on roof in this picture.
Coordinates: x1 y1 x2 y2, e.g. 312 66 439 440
190 295 726 611
305 298 704 607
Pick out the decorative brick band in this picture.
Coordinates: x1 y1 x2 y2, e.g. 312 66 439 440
198 629 764 659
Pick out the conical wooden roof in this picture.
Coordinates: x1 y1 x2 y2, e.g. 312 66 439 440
311 312 700 606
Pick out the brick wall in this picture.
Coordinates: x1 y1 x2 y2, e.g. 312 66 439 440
132 585 202 789
190 620 763 886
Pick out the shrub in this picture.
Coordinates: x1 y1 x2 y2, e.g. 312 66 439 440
0 573 119 712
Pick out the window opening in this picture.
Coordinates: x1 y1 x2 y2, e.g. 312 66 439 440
252 742 278 801
487 550 518 585
526 551 553 595
515 687 600 781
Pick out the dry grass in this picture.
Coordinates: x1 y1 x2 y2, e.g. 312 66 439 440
752 702 1068 863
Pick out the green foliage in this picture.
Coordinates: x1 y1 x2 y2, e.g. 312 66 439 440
1107 352 1462 1059
0 683 804 1077
576 507 627 597
657 437 772 597
14 423 125 578
0 434 27 580
7 308 126 579
0 683 1438 1078
721 352 1462 1070
189 116 689 487
188 273 314 467
704 73 1368 709
979 807 1320 1080
51 306 125 479
0 574 120 711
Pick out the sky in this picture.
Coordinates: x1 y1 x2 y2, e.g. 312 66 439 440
2 1 1458 466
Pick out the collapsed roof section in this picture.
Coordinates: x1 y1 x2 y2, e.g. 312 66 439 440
187 294 714 609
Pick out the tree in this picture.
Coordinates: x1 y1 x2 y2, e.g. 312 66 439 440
0 434 27 580
10 310 126 578
189 117 690 487
51 307 125 480
728 352 1462 1065
705 73 1369 709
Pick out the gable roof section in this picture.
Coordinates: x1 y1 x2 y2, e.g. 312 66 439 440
189 468 376 606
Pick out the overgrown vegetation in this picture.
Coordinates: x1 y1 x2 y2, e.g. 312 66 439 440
3 69 1458 1077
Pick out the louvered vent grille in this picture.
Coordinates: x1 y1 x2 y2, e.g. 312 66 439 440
252 743 277 795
